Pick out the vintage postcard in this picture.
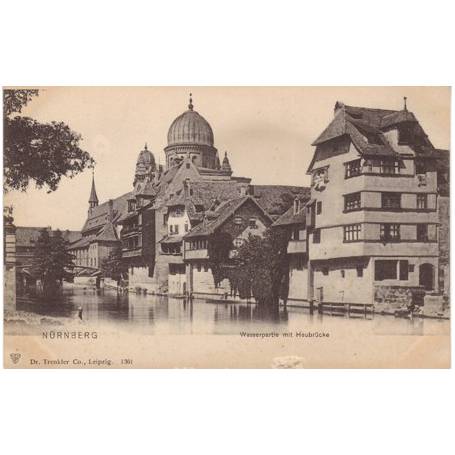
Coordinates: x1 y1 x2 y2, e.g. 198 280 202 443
2 86 450 368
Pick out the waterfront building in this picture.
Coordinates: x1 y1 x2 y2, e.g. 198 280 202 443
305 100 442 305
184 196 274 297
272 195 310 301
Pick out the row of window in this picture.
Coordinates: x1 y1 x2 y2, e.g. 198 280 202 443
123 236 140 250
187 239 208 250
344 192 429 211
345 158 401 178
234 216 259 229
161 243 181 255
312 224 434 243
317 260 412 282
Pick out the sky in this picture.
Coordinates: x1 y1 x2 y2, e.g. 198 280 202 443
3 86 451 231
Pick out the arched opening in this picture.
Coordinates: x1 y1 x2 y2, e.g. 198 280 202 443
419 263 434 290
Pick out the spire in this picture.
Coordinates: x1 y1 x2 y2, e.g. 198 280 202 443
221 151 232 175
188 92 193 111
144 142 148 150
89 170 99 209
403 96 408 111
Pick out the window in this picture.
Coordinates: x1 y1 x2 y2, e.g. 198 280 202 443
184 223 189 232
174 225 179 235
345 159 361 178
381 160 400 175
322 267 329 276
163 214 168 226
316 201 322 215
399 260 409 281
344 224 361 242
417 194 427 209
382 192 401 209
356 266 363 277
249 218 258 229
292 227 300 241
169 225 174 234
234 216 243 225
148 264 155 278
417 224 428 242
203 264 209 272
375 260 398 281
196 263 201 272
341 270 345 278
313 229 321 243
344 192 361 211
186 163 190 169
380 224 400 241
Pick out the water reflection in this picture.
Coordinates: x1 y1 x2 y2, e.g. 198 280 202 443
15 287 449 336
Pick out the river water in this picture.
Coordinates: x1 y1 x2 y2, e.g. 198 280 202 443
15 287 450 337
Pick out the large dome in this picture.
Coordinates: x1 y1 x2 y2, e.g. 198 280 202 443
167 99 214 147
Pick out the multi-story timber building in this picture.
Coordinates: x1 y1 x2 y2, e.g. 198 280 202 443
304 100 442 305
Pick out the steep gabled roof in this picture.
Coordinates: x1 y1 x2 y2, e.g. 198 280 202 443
272 194 310 227
95 222 118 242
82 191 133 233
248 185 310 218
184 196 273 239
309 101 437 173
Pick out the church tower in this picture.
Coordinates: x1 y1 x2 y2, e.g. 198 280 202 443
88 171 99 214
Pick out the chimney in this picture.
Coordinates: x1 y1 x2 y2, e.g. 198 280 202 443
334 101 345 115
183 178 191 198
108 199 114 222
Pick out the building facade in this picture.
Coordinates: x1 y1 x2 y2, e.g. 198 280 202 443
303 101 441 305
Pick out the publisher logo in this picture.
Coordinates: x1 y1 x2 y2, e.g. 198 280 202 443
10 353 21 364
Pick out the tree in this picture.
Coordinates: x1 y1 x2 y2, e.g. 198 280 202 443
3 89 94 192
207 231 233 287
101 245 128 283
233 227 290 307
32 229 75 295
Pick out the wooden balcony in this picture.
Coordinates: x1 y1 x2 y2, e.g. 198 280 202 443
287 240 307 255
122 247 142 258
184 249 209 260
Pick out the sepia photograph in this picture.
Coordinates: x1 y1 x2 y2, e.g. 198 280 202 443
2 86 451 368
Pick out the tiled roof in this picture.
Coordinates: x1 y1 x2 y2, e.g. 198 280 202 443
16 227 82 247
311 102 434 163
95 222 118 242
184 196 273 239
62 230 82 244
81 191 133 233
248 185 310 218
272 196 310 227
68 235 94 249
